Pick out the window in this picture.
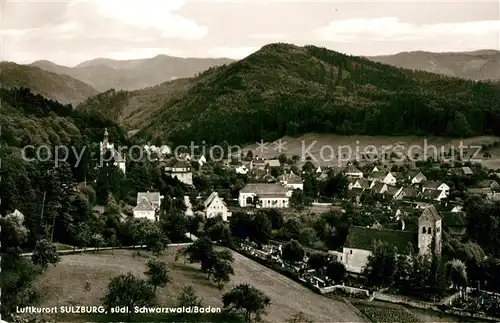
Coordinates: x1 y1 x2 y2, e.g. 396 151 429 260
428 227 432 234
350 250 353 254
422 227 426 234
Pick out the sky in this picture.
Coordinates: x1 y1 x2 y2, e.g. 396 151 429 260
1 0 499 67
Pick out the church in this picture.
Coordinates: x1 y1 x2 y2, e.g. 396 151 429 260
341 205 442 273
100 128 126 174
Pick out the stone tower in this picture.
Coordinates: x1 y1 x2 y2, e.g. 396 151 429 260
418 205 442 257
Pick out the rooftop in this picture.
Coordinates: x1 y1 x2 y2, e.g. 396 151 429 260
344 226 418 253
133 197 155 212
240 183 289 196
137 192 161 204
420 205 441 221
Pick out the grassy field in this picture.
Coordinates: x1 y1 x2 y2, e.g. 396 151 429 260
34 247 364 323
243 133 500 168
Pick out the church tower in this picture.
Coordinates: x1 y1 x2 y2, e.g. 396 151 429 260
418 205 442 257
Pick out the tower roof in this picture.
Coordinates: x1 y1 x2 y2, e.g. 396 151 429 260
419 205 441 222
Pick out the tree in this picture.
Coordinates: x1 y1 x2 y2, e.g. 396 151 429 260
282 218 302 241
264 209 283 230
222 284 271 323
446 259 468 289
161 212 187 242
72 222 91 253
282 240 305 264
307 253 328 275
325 261 346 282
101 272 154 321
144 257 169 293
179 236 214 264
145 224 170 256
285 312 314 323
363 240 397 287
177 286 203 307
0 210 39 320
91 233 104 253
187 214 203 235
230 212 253 239
251 212 272 246
109 231 120 254
209 251 235 289
31 239 61 273
290 189 311 211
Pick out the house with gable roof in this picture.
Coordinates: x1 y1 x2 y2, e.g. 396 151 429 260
368 171 397 186
342 205 442 273
204 191 232 221
422 180 450 196
133 191 163 221
343 164 364 178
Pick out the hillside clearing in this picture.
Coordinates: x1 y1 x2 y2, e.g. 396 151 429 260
34 247 363 323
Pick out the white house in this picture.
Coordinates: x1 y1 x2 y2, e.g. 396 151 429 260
133 199 156 221
100 128 126 174
348 178 371 190
137 192 163 210
422 181 450 196
279 172 303 190
369 171 397 186
343 165 363 178
370 182 388 194
204 192 232 221
133 192 163 221
164 160 193 186
421 189 448 201
410 172 427 184
238 183 290 208
316 166 322 174
342 205 441 273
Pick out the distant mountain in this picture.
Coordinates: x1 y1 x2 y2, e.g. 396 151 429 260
79 43 500 147
31 55 234 91
0 62 98 106
366 50 500 80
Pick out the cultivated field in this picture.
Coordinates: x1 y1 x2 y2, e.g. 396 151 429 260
353 300 489 323
34 247 364 323
243 133 500 169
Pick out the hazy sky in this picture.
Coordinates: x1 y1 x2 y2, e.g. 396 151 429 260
1 0 499 66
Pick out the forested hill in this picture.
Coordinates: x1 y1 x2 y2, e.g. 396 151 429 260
0 88 127 243
83 43 500 146
0 62 98 106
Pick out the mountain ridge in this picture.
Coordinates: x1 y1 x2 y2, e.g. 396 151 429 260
0 62 98 106
31 55 234 91
366 49 500 80
78 43 500 147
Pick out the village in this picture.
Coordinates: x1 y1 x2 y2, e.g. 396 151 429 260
95 129 500 322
